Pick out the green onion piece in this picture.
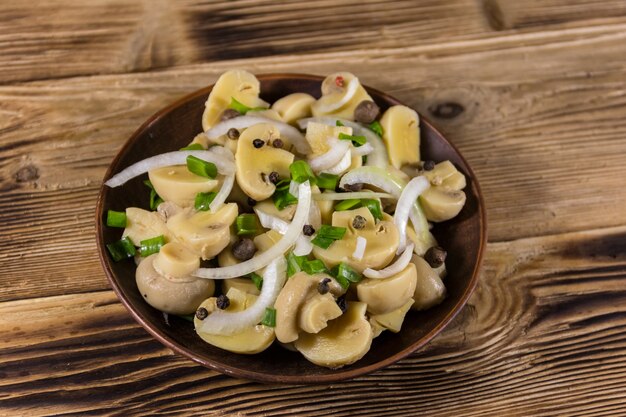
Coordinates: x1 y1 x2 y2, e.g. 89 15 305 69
316 173 338 190
329 266 350 289
260 307 277 327
249 272 263 290
180 143 204 151
336 120 345 127
194 191 217 211
144 179 163 211
139 235 166 257
362 199 384 221
310 236 335 249
106 210 127 228
286 252 307 277
336 262 362 283
273 181 298 210
236 214 258 236
334 199 361 211
316 225 347 240
186 155 217 179
368 120 384 137
289 160 316 184
106 236 136 262
229 97 266 115
177 314 195 323
338 132 367 147
303 259 328 275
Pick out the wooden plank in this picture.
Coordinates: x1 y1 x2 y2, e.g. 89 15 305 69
1 226 626 416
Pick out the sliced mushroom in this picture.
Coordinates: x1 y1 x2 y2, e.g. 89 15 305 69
271 92 316 124
369 298 414 337
312 207 400 273
294 301 373 368
246 108 284 122
253 199 296 222
298 292 343 334
153 242 200 279
316 190 334 225
419 161 467 222
357 263 418 315
305 121 352 157
136 254 214 315
235 123 294 201
194 288 274 354
411 255 446 310
148 165 218 208
166 203 238 260
253 229 283 252
221 277 261 296
379 105 420 168
123 207 170 245
201 70 269 130
311 72 374 120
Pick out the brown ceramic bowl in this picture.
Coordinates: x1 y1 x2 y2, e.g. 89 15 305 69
96 73 486 383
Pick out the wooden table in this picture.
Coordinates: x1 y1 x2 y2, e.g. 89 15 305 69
2 1 626 415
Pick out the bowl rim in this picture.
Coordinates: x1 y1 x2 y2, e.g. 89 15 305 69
96 72 487 383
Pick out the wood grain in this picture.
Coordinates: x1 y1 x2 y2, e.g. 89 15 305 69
2 226 626 416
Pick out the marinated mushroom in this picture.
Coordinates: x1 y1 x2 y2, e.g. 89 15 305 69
298 292 343 334
379 105 421 168
194 288 274 354
305 122 353 173
123 207 170 244
136 254 215 315
311 72 374 120
153 242 200 279
271 92 316 124
357 263 418 315
222 277 261 296
294 301 373 368
166 203 238 260
312 207 400 273
148 165 218 208
253 199 296 222
369 299 414 337
411 255 446 310
419 161 467 222
235 123 294 201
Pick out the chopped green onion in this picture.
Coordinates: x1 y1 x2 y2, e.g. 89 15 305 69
337 262 362 283
186 155 217 179
229 97 266 115
316 173 338 190
139 235 166 257
177 314 195 323
194 191 217 211
289 160 316 184
106 210 127 228
338 132 367 147
329 266 350 289
180 143 204 151
316 225 347 240
334 199 361 211
336 120 345 127
144 179 163 211
106 236 136 262
303 259 328 275
236 214 258 236
260 307 276 327
286 252 307 277
310 236 335 249
249 272 263 290
362 199 384 221
273 180 298 210
369 120 384 137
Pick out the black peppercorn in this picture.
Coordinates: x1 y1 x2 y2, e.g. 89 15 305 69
247 197 257 207
268 171 280 184
195 307 209 320
336 296 348 314
352 215 367 229
216 294 230 310
272 138 284 148
423 160 436 171
343 182 363 192
354 100 380 124
253 138 265 148
232 238 256 261
227 128 240 140
424 246 447 268
221 109 240 121
303 224 315 236
318 278 331 295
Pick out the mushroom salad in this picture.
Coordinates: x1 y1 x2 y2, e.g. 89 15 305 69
104 70 467 368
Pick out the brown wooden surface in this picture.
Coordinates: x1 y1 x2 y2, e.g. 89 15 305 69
1 0 625 415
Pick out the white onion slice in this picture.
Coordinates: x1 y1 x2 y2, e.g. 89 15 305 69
312 191 394 201
352 142 374 156
395 176 430 254
199 256 287 335
293 236 313 256
316 77 359 113
363 243 415 279
307 198 322 230
288 180 299 198
205 116 310 154
308 139 350 171
255 209 290 235
193 181 311 279
323 149 352 175
209 173 234 213
352 236 367 261
104 150 235 188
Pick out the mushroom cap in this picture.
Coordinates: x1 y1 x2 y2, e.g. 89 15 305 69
380 105 420 168
123 207 169 245
136 254 214 315
271 92 316 125
411 255 446 311
148 165 218 208
311 72 374 120
357 262 418 315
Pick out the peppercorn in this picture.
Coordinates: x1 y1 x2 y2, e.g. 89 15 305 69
336 296 348 314
343 182 363 192
216 294 230 310
247 197 257 207
232 238 256 261
253 138 265 148
352 215 367 230
424 246 447 268
318 278 331 295
195 307 209 320
227 128 240 140
423 160 436 171
354 100 380 124
221 109 240 121
302 224 315 236
272 138 284 148
268 171 280 184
